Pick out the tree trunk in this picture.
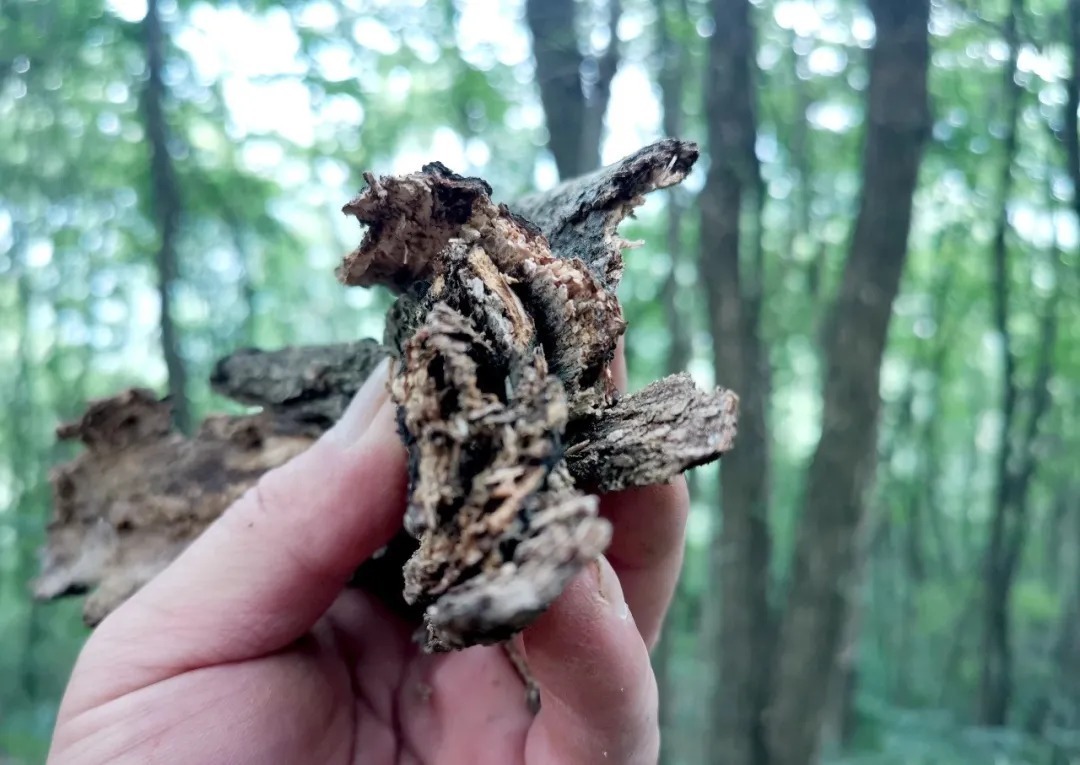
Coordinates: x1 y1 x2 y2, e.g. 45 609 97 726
141 0 190 432
525 0 621 178
823 526 871 753
920 266 959 580
1066 0 1080 226
657 0 693 381
979 0 1024 727
985 216 1061 722
766 2 931 763
1047 45 1080 753
222 207 258 346
699 2 772 765
653 2 694 762
1048 491 1080 765
10 226 42 704
787 32 818 299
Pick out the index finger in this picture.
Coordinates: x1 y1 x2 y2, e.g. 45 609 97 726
600 338 690 647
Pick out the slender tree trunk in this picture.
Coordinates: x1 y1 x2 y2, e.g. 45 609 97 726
1048 49 1080 751
830 233 956 747
920 269 958 580
1048 490 1080 765
872 383 917 704
824 526 870 752
657 0 692 380
525 0 621 178
699 2 772 765
654 2 694 761
580 0 621 174
1066 0 1080 226
222 208 257 346
10 227 41 704
766 2 931 764
141 0 190 431
787 33 819 300
979 0 1024 726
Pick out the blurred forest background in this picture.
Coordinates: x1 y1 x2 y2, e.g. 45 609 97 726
2 0 1080 763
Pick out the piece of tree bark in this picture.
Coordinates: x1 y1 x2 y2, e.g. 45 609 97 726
565 374 737 493
337 140 731 650
33 340 390 626
513 138 698 291
209 340 389 431
766 2 931 764
37 141 739 654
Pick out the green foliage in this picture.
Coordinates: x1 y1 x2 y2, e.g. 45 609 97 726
2 0 1080 762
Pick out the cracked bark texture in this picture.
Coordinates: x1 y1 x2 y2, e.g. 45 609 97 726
37 141 739 651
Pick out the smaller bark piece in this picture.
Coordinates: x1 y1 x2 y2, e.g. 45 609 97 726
565 374 740 493
35 389 312 626
35 342 390 626
210 339 388 432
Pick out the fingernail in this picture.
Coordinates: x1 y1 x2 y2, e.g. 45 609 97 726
353 397 399 449
327 358 390 445
593 556 631 621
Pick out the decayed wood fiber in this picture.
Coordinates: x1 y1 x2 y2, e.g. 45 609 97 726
36 140 739 651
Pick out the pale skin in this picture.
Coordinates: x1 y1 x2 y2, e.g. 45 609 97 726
48 348 689 764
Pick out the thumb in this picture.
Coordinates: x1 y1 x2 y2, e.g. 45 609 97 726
77 361 407 703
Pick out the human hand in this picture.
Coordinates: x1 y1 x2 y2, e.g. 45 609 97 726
48 350 689 764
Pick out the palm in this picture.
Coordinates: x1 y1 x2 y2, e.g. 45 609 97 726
84 590 567 764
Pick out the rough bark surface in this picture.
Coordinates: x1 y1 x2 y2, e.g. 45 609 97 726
566 374 737 493
514 138 699 291
37 141 739 652
338 140 729 650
